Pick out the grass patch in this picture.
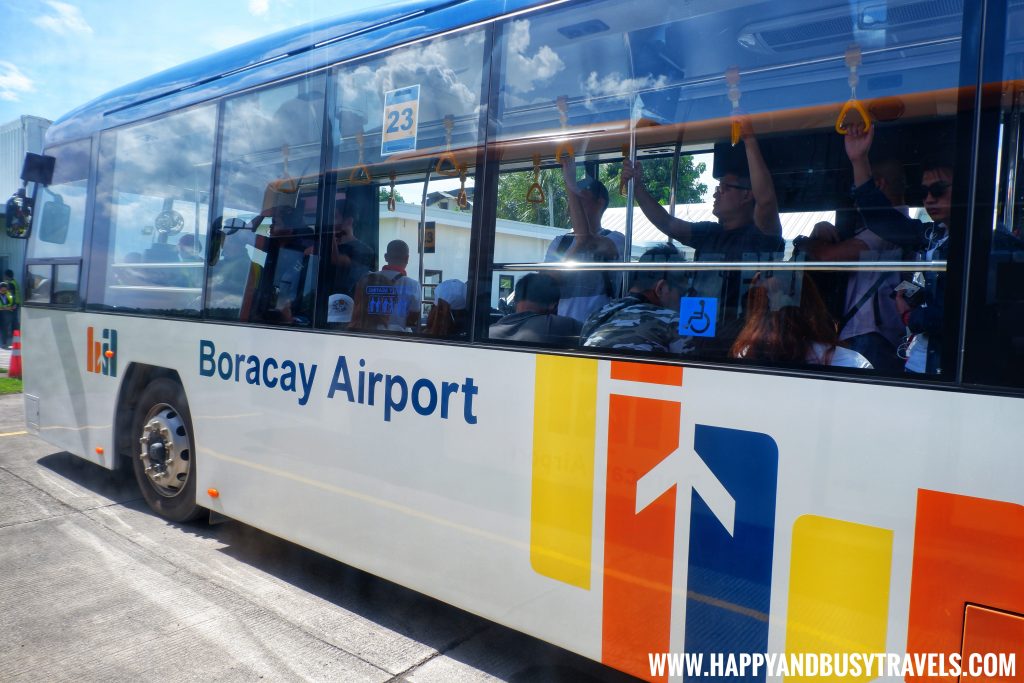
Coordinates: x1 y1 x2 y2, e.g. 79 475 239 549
0 376 22 394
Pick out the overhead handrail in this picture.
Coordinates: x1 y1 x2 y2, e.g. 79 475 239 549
435 115 461 176
526 153 545 204
272 144 299 194
348 131 373 185
726 66 743 145
494 260 947 273
836 44 872 135
553 96 574 164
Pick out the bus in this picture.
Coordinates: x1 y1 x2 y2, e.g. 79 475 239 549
10 0 1024 679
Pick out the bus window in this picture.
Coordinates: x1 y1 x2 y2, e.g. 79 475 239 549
26 139 90 261
207 74 326 327
324 27 486 336
90 105 216 315
965 2 1024 387
24 138 90 307
488 0 967 377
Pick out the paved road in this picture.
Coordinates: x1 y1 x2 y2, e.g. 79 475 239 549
0 394 640 683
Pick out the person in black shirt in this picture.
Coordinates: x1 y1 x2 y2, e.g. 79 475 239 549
621 120 784 355
330 200 374 297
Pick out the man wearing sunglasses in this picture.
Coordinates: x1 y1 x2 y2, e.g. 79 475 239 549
842 122 958 374
621 119 783 356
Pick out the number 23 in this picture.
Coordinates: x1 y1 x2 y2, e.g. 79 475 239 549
386 107 414 134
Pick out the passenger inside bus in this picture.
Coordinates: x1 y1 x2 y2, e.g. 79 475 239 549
372 239 421 332
731 272 872 369
329 199 375 298
838 122 1024 373
543 158 624 324
581 244 693 355
621 119 784 357
489 273 581 345
793 154 909 373
425 279 468 338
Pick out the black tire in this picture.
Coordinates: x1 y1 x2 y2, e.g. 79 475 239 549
131 378 204 522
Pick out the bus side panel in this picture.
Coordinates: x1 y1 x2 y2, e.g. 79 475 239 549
23 310 1024 673
22 308 119 469
175 320 607 660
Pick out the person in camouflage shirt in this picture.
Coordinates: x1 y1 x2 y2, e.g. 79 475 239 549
581 245 693 354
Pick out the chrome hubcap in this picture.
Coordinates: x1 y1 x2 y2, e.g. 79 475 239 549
138 404 190 497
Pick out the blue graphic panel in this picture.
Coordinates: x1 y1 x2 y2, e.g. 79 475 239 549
684 425 779 681
679 297 717 337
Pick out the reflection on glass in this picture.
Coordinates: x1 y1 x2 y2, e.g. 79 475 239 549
27 265 51 303
94 105 216 314
324 29 484 337
486 0 966 376
27 139 90 260
208 74 326 326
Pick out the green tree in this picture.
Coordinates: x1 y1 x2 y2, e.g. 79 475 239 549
495 168 570 227
600 155 707 207
378 186 407 204
495 155 707 228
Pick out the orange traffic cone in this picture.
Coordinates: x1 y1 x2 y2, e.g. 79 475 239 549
8 330 21 380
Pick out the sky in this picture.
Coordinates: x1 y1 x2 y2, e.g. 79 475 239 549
0 0 383 125
0 0 722 203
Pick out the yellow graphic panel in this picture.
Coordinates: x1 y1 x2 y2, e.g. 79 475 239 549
530 355 598 589
786 515 893 682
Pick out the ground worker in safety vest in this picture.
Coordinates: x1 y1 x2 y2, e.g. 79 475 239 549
3 270 19 333
0 281 14 349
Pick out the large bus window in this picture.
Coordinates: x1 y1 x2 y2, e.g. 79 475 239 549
966 3 1024 387
90 105 216 315
26 139 90 261
206 74 326 326
487 0 966 376
325 28 485 337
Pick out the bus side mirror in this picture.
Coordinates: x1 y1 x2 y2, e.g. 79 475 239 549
207 216 251 266
5 189 32 239
21 152 55 186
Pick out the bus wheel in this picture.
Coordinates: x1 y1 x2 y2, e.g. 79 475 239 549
131 378 204 522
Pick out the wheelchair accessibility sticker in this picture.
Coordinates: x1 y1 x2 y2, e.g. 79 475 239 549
679 297 717 337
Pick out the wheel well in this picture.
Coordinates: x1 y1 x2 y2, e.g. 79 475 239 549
114 363 183 470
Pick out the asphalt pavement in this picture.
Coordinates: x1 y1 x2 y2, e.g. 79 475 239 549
0 393 640 683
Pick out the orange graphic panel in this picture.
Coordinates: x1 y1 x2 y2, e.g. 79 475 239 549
907 489 1024 682
610 361 683 387
602 394 680 682
961 605 1023 682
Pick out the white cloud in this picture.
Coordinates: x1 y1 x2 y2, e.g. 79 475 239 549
582 72 668 98
248 0 270 16
33 1 93 36
505 20 564 95
0 62 34 102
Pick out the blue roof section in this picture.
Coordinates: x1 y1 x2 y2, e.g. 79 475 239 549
46 0 548 146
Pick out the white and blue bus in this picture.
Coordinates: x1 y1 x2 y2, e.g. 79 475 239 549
11 0 1024 679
